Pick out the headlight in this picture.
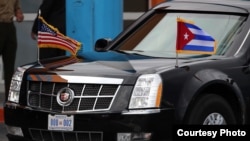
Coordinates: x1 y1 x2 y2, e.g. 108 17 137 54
129 74 162 109
8 67 26 103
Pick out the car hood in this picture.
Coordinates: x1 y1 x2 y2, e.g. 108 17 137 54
25 51 215 83
26 56 176 75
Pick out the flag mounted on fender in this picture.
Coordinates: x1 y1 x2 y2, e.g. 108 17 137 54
37 16 82 56
176 17 217 55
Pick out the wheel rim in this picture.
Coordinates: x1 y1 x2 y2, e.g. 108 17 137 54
203 112 226 125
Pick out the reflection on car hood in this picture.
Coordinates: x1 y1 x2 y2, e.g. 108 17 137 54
26 51 214 76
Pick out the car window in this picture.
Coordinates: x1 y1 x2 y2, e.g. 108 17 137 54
117 11 246 58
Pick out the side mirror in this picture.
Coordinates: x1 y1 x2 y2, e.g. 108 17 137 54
94 38 112 52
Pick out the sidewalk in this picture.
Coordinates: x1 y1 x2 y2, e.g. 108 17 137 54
0 82 4 107
0 82 5 123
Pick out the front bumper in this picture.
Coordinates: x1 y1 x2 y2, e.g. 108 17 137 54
4 104 175 141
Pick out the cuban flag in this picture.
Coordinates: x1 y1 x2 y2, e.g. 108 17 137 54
176 17 217 54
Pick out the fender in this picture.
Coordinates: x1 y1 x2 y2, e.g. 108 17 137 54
175 68 246 124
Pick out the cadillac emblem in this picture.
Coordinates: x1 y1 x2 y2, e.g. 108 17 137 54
57 87 75 106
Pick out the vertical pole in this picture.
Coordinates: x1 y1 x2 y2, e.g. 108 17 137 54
66 0 94 54
94 0 123 40
66 0 123 57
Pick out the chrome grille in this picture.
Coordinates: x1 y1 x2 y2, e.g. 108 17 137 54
29 129 103 141
27 81 120 113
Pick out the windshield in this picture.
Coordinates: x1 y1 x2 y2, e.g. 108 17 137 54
116 11 246 58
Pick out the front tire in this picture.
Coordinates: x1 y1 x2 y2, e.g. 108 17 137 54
185 94 237 125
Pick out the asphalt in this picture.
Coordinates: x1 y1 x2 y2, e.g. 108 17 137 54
0 123 7 141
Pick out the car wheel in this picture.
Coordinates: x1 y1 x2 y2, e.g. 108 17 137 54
185 94 237 125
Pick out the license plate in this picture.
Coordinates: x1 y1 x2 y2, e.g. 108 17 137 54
48 114 74 131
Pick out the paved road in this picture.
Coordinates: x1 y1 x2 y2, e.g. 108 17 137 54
0 123 8 141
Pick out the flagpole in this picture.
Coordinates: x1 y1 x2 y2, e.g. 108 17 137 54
37 9 41 65
175 52 179 68
175 16 179 68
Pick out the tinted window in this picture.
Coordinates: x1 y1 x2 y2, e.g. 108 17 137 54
117 11 246 58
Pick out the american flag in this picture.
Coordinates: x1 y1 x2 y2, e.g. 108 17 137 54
37 16 81 56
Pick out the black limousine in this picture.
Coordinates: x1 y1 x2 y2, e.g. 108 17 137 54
4 0 250 141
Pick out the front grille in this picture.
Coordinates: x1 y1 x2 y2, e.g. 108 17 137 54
27 81 120 113
29 129 103 141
